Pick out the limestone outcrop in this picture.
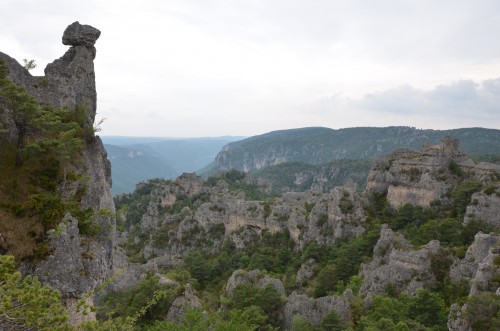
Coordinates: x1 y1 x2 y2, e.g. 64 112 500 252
130 175 367 265
367 137 500 208
464 184 500 227
283 291 352 329
0 22 115 324
296 258 316 286
166 284 202 323
447 233 500 331
449 232 500 295
359 225 441 298
62 21 101 47
225 269 285 296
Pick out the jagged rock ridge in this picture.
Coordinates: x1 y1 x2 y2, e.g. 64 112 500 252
114 137 500 329
0 22 115 324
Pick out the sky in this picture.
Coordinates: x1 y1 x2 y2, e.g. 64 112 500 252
1 0 500 137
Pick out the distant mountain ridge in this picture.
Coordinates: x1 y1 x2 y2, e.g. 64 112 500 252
211 126 500 173
103 136 245 195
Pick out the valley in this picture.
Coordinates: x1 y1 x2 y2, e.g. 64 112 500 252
0 21 499 331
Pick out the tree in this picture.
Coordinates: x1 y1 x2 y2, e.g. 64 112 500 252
184 249 211 289
147 308 264 331
408 289 448 330
0 255 69 330
22 59 37 70
291 315 315 331
230 284 284 327
0 59 39 167
451 179 482 218
320 310 347 331
314 264 338 297
465 292 500 330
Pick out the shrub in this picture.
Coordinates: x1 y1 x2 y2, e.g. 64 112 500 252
452 179 482 218
230 284 284 328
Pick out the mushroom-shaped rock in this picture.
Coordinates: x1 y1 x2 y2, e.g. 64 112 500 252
62 21 101 47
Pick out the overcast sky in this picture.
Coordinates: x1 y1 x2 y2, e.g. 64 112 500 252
1 0 500 137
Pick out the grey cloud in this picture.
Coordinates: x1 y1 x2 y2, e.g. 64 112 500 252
360 78 500 120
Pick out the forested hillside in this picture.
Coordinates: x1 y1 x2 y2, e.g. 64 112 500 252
211 126 500 173
102 138 500 330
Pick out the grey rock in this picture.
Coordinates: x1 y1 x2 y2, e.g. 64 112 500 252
449 232 500 295
122 175 367 264
448 303 472 331
366 137 499 208
284 292 352 329
33 215 112 324
63 21 101 47
0 22 114 324
167 284 202 323
359 225 440 298
296 259 316 286
225 269 285 296
464 185 500 227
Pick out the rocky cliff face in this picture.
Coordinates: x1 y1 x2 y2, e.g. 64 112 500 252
113 135 499 329
367 137 500 208
0 22 115 324
464 184 500 227
359 225 441 298
447 233 500 330
283 291 352 328
212 127 500 174
124 175 366 267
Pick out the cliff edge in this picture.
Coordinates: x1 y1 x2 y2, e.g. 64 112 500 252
0 22 115 324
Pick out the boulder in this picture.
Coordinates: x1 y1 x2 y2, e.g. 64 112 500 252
62 21 101 47
167 284 202 323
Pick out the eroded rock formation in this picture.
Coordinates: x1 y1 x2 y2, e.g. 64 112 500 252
0 22 115 324
359 225 441 298
367 137 500 208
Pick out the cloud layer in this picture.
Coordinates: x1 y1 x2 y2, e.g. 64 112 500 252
1 0 500 136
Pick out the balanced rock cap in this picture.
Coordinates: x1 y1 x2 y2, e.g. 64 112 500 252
62 21 101 47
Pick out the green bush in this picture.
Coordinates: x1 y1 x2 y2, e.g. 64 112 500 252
148 307 265 331
452 179 482 218
464 292 500 330
230 284 284 328
0 255 69 330
97 275 178 325
320 310 347 331
314 264 338 297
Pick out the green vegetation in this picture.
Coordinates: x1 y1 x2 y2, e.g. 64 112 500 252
356 289 448 330
147 307 266 331
338 191 354 214
98 275 179 326
228 284 284 328
212 127 500 175
104 157 500 330
0 255 69 330
22 58 37 70
253 159 372 193
470 153 500 165
463 292 500 330
0 60 103 260
206 169 275 200
451 179 482 218
3 65 499 330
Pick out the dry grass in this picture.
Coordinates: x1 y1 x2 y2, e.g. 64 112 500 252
0 209 44 261
0 143 46 262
